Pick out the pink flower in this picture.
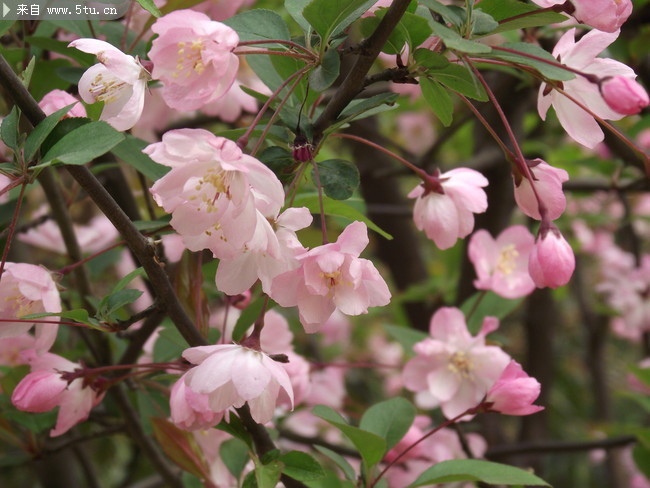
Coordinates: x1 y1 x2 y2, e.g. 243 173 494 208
468 226 536 299
514 159 569 221
182 344 293 424
146 129 284 259
11 351 105 436
601 76 649 115
270 221 391 333
571 0 633 33
408 168 488 250
192 0 255 21
402 307 510 419
169 372 224 431
148 10 239 111
0 263 61 353
538 28 637 148
528 224 575 288
485 360 544 415
280 352 311 408
39 90 87 118
69 39 149 131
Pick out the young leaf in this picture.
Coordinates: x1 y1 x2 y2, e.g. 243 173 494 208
254 459 283 488
459 291 524 334
291 194 393 240
224 9 291 45
41 121 125 166
420 77 453 127
309 48 340 92
418 0 464 27
24 104 76 163
312 159 360 200
313 445 356 481
478 0 568 33
491 43 575 82
112 135 170 181
428 63 487 101
278 451 326 481
303 0 375 43
98 289 144 320
232 296 277 342
428 21 492 54
414 49 450 69
135 0 162 17
151 417 210 480
220 438 252 479
471 9 498 36
313 405 387 470
360 11 432 55
384 324 428 352
1 106 19 152
409 459 551 487
359 398 416 451
285 0 311 33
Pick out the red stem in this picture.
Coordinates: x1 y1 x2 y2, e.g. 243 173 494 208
238 39 314 55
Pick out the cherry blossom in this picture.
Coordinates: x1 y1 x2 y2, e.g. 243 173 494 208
148 9 239 111
600 76 649 115
485 360 544 415
402 307 510 419
513 159 569 221
0 263 61 353
468 226 536 299
146 129 284 258
571 0 633 33
182 344 293 424
38 89 87 118
528 223 575 288
69 39 149 131
408 168 488 250
169 372 224 431
11 351 105 437
538 28 638 148
271 221 391 332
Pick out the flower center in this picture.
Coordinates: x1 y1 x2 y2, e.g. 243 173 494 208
89 72 128 103
448 351 473 378
496 244 519 275
321 271 341 288
174 39 206 79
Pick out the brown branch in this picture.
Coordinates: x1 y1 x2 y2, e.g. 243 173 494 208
487 435 637 459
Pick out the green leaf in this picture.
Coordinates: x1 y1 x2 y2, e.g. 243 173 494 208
428 21 492 54
629 364 650 388
255 459 283 488
221 438 252 479
30 59 73 101
418 0 464 27
112 135 170 181
428 63 487 101
312 159 360 200
26 36 95 66
328 93 399 135
384 324 428 352
259 146 297 180
151 417 210 480
135 0 162 17
224 9 291 45
471 9 498 36
633 443 650 478
420 77 453 127
153 326 187 362
414 49 449 69
41 121 125 166
313 405 387 470
490 43 575 81
292 193 393 240
359 398 416 451
98 289 144 320
232 296 276 342
278 451 326 481
304 0 375 43
478 0 568 33
1 106 19 152
111 267 147 294
20 56 36 88
216 415 254 449
409 459 551 487
4 409 57 433
0 21 15 37
361 11 432 55
285 0 312 33
24 104 75 162
309 48 340 92
460 291 524 334
313 445 356 481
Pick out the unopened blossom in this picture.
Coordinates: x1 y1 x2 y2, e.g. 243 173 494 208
147 129 284 258
409 168 488 250
485 360 544 416
11 351 105 436
403 307 510 419
528 223 575 288
39 90 87 118
513 159 569 221
468 226 536 299
271 221 391 333
182 344 293 424
571 0 632 33
538 28 638 148
69 39 149 131
215 207 312 295
0 263 61 353
601 76 649 115
169 372 223 431
148 9 239 111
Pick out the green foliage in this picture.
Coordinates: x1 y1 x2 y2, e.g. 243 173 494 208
1 106 19 153
460 291 524 334
312 159 360 200
151 417 210 479
224 9 291 45
24 104 75 163
303 0 375 44
490 43 575 81
427 20 492 54
359 397 416 451
232 295 277 342
427 63 487 101
309 48 340 92
384 323 428 352
253 458 283 488
313 445 356 481
409 459 551 487
112 135 170 181
420 77 453 126
278 451 326 481
135 0 162 17
220 438 252 479
361 10 432 55
478 0 568 33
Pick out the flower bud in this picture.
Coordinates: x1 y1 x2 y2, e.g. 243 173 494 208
528 224 575 288
485 361 544 416
601 76 649 115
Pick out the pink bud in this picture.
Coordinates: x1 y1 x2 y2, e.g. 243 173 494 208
601 76 649 115
528 225 575 288
11 370 67 412
571 0 633 33
485 360 544 416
